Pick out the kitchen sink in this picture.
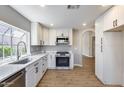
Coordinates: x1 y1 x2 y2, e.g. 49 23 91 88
10 58 32 64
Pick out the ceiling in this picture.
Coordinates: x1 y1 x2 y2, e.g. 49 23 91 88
11 5 112 29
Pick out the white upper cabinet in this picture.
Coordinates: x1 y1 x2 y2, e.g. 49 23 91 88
31 22 43 45
104 5 124 31
49 29 56 45
56 29 69 37
117 5 124 27
69 29 73 45
56 29 73 45
42 27 49 45
104 6 118 31
31 23 73 46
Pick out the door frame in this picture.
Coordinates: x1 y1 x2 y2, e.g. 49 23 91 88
81 28 95 57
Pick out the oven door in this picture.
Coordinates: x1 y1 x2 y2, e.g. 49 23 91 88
56 56 70 67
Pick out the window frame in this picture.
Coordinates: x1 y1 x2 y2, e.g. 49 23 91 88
0 20 30 62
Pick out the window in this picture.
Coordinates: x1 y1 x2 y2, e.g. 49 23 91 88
0 21 30 61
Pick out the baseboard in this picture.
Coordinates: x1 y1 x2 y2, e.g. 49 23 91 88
74 64 82 67
82 54 94 57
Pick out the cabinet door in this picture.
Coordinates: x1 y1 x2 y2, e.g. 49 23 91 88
69 29 72 45
43 56 48 72
117 5 124 27
43 28 49 45
26 65 37 87
48 53 55 69
104 6 118 31
37 60 43 82
49 29 56 45
31 23 43 45
56 29 69 37
95 15 104 82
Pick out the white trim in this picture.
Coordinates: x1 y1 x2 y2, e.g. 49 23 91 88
82 28 95 35
81 28 95 58
74 64 82 67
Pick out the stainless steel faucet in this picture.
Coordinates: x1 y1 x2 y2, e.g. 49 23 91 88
17 41 27 60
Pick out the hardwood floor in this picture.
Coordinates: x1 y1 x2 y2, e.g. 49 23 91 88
37 56 120 87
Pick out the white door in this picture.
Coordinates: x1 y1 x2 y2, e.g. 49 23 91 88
103 32 122 85
95 15 104 82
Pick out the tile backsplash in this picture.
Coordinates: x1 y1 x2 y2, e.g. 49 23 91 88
41 45 72 52
31 45 42 54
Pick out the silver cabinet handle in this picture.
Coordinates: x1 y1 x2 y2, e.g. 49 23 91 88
34 63 39 66
101 38 103 52
35 67 38 73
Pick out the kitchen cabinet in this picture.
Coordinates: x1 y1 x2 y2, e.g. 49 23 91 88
48 52 56 69
42 27 49 45
103 32 123 85
56 29 69 37
69 29 73 45
26 55 48 87
117 6 124 27
26 61 39 87
42 55 48 75
49 29 56 45
95 15 104 83
95 5 124 85
104 6 124 32
31 22 43 45
104 6 118 31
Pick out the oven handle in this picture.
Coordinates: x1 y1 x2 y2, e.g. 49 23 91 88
56 55 70 57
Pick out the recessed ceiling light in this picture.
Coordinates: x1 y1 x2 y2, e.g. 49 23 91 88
82 23 87 26
40 5 45 7
50 24 54 26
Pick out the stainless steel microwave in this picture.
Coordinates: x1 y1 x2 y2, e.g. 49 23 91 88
56 36 69 45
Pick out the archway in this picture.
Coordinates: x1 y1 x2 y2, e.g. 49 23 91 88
81 29 95 57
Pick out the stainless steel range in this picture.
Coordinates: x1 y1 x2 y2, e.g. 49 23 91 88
56 51 70 69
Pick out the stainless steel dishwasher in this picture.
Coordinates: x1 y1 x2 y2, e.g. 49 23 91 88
0 69 25 87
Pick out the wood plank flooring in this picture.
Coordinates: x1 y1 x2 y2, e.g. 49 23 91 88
37 56 121 87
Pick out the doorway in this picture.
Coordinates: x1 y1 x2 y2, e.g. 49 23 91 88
82 30 95 57
81 29 95 72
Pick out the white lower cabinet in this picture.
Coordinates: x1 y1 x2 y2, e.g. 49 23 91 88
26 55 48 87
48 52 56 69
42 56 48 75
26 63 37 87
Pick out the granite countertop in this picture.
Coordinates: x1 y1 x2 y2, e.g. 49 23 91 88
0 53 48 82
